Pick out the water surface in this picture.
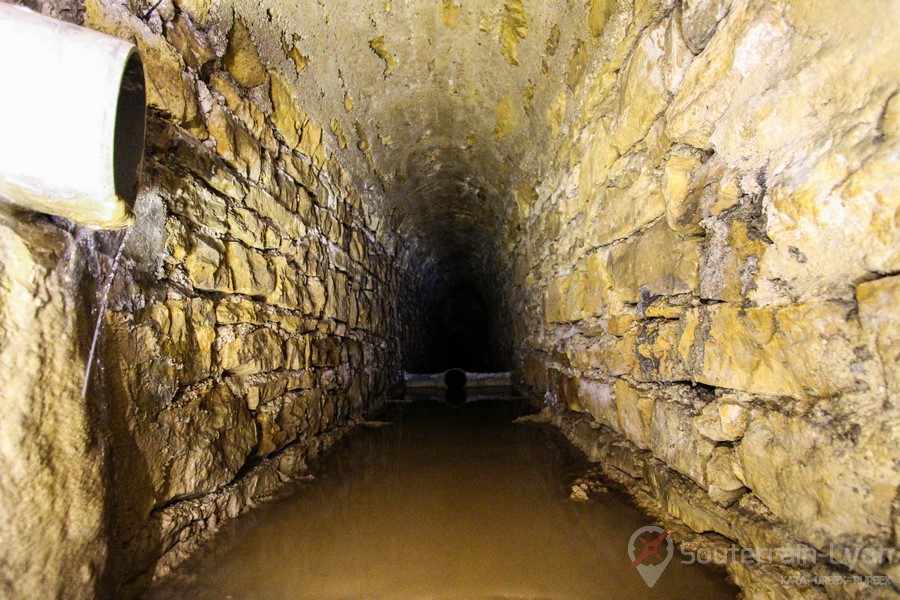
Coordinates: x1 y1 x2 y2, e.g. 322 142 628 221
149 397 737 599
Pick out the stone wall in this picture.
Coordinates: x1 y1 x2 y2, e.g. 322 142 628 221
511 0 900 597
1 0 898 598
0 0 421 598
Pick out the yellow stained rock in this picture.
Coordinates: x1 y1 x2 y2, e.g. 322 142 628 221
369 36 396 77
499 0 528 65
705 446 746 507
219 327 284 375
614 379 653 450
662 154 703 233
269 70 308 150
494 96 517 141
678 301 862 399
224 17 267 88
650 398 715 487
588 0 615 42
603 219 701 310
857 275 900 398
610 21 668 153
283 36 310 73
442 0 460 28
547 91 567 138
165 13 215 71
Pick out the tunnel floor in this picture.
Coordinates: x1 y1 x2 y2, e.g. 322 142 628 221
147 392 738 599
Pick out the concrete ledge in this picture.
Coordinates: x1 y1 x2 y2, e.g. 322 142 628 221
404 370 512 389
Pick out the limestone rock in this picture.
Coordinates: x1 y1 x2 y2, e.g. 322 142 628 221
165 13 215 71
498 0 528 66
0 218 106 600
650 397 715 487
756 152 900 305
257 391 320 456
209 72 277 149
737 408 900 571
644 458 736 539
206 102 263 180
219 327 284 375
270 72 326 166
662 153 703 234
284 336 311 370
604 219 701 310
223 17 267 88
857 276 900 398
142 299 217 388
662 12 694 94
680 0 732 53
225 242 276 296
578 118 619 197
635 320 689 382
546 220 700 322
678 301 864 399
583 170 666 247
228 206 281 251
161 169 229 235
153 384 257 502
705 446 747 506
184 233 227 291
693 396 749 441
576 378 617 429
368 35 397 76
215 298 265 326
613 379 654 450
174 0 215 27
610 20 668 153
588 0 615 41
306 277 328 316
666 1 790 149
265 256 303 310
569 485 589 501
699 217 766 302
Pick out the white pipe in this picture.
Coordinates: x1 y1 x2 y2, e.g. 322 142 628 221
0 4 146 229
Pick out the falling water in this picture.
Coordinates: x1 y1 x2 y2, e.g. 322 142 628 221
81 228 131 398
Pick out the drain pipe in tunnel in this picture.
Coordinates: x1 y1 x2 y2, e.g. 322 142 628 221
404 371 513 388
0 4 146 229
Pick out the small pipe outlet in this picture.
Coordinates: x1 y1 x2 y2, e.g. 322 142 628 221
0 4 146 228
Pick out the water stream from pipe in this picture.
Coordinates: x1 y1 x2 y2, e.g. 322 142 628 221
81 228 131 398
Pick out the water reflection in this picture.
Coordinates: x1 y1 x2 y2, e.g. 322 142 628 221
147 399 737 600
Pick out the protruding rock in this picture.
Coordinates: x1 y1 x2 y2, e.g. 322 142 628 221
224 17 267 88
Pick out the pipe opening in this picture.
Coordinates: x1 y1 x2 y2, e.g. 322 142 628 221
113 50 146 208
444 368 467 390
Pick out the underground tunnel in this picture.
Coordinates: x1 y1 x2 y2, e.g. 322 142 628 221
0 0 898 598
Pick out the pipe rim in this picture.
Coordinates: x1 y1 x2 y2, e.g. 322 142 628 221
444 368 467 389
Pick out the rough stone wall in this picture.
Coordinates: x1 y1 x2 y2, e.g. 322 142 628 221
512 0 900 597
0 0 419 598
0 212 109 600
89 1 420 593
2 0 899 598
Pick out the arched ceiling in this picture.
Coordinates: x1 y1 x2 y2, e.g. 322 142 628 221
226 0 607 292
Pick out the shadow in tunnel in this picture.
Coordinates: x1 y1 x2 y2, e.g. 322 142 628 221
429 284 498 373
444 368 467 406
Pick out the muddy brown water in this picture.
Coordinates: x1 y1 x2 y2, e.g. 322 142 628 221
147 394 738 599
